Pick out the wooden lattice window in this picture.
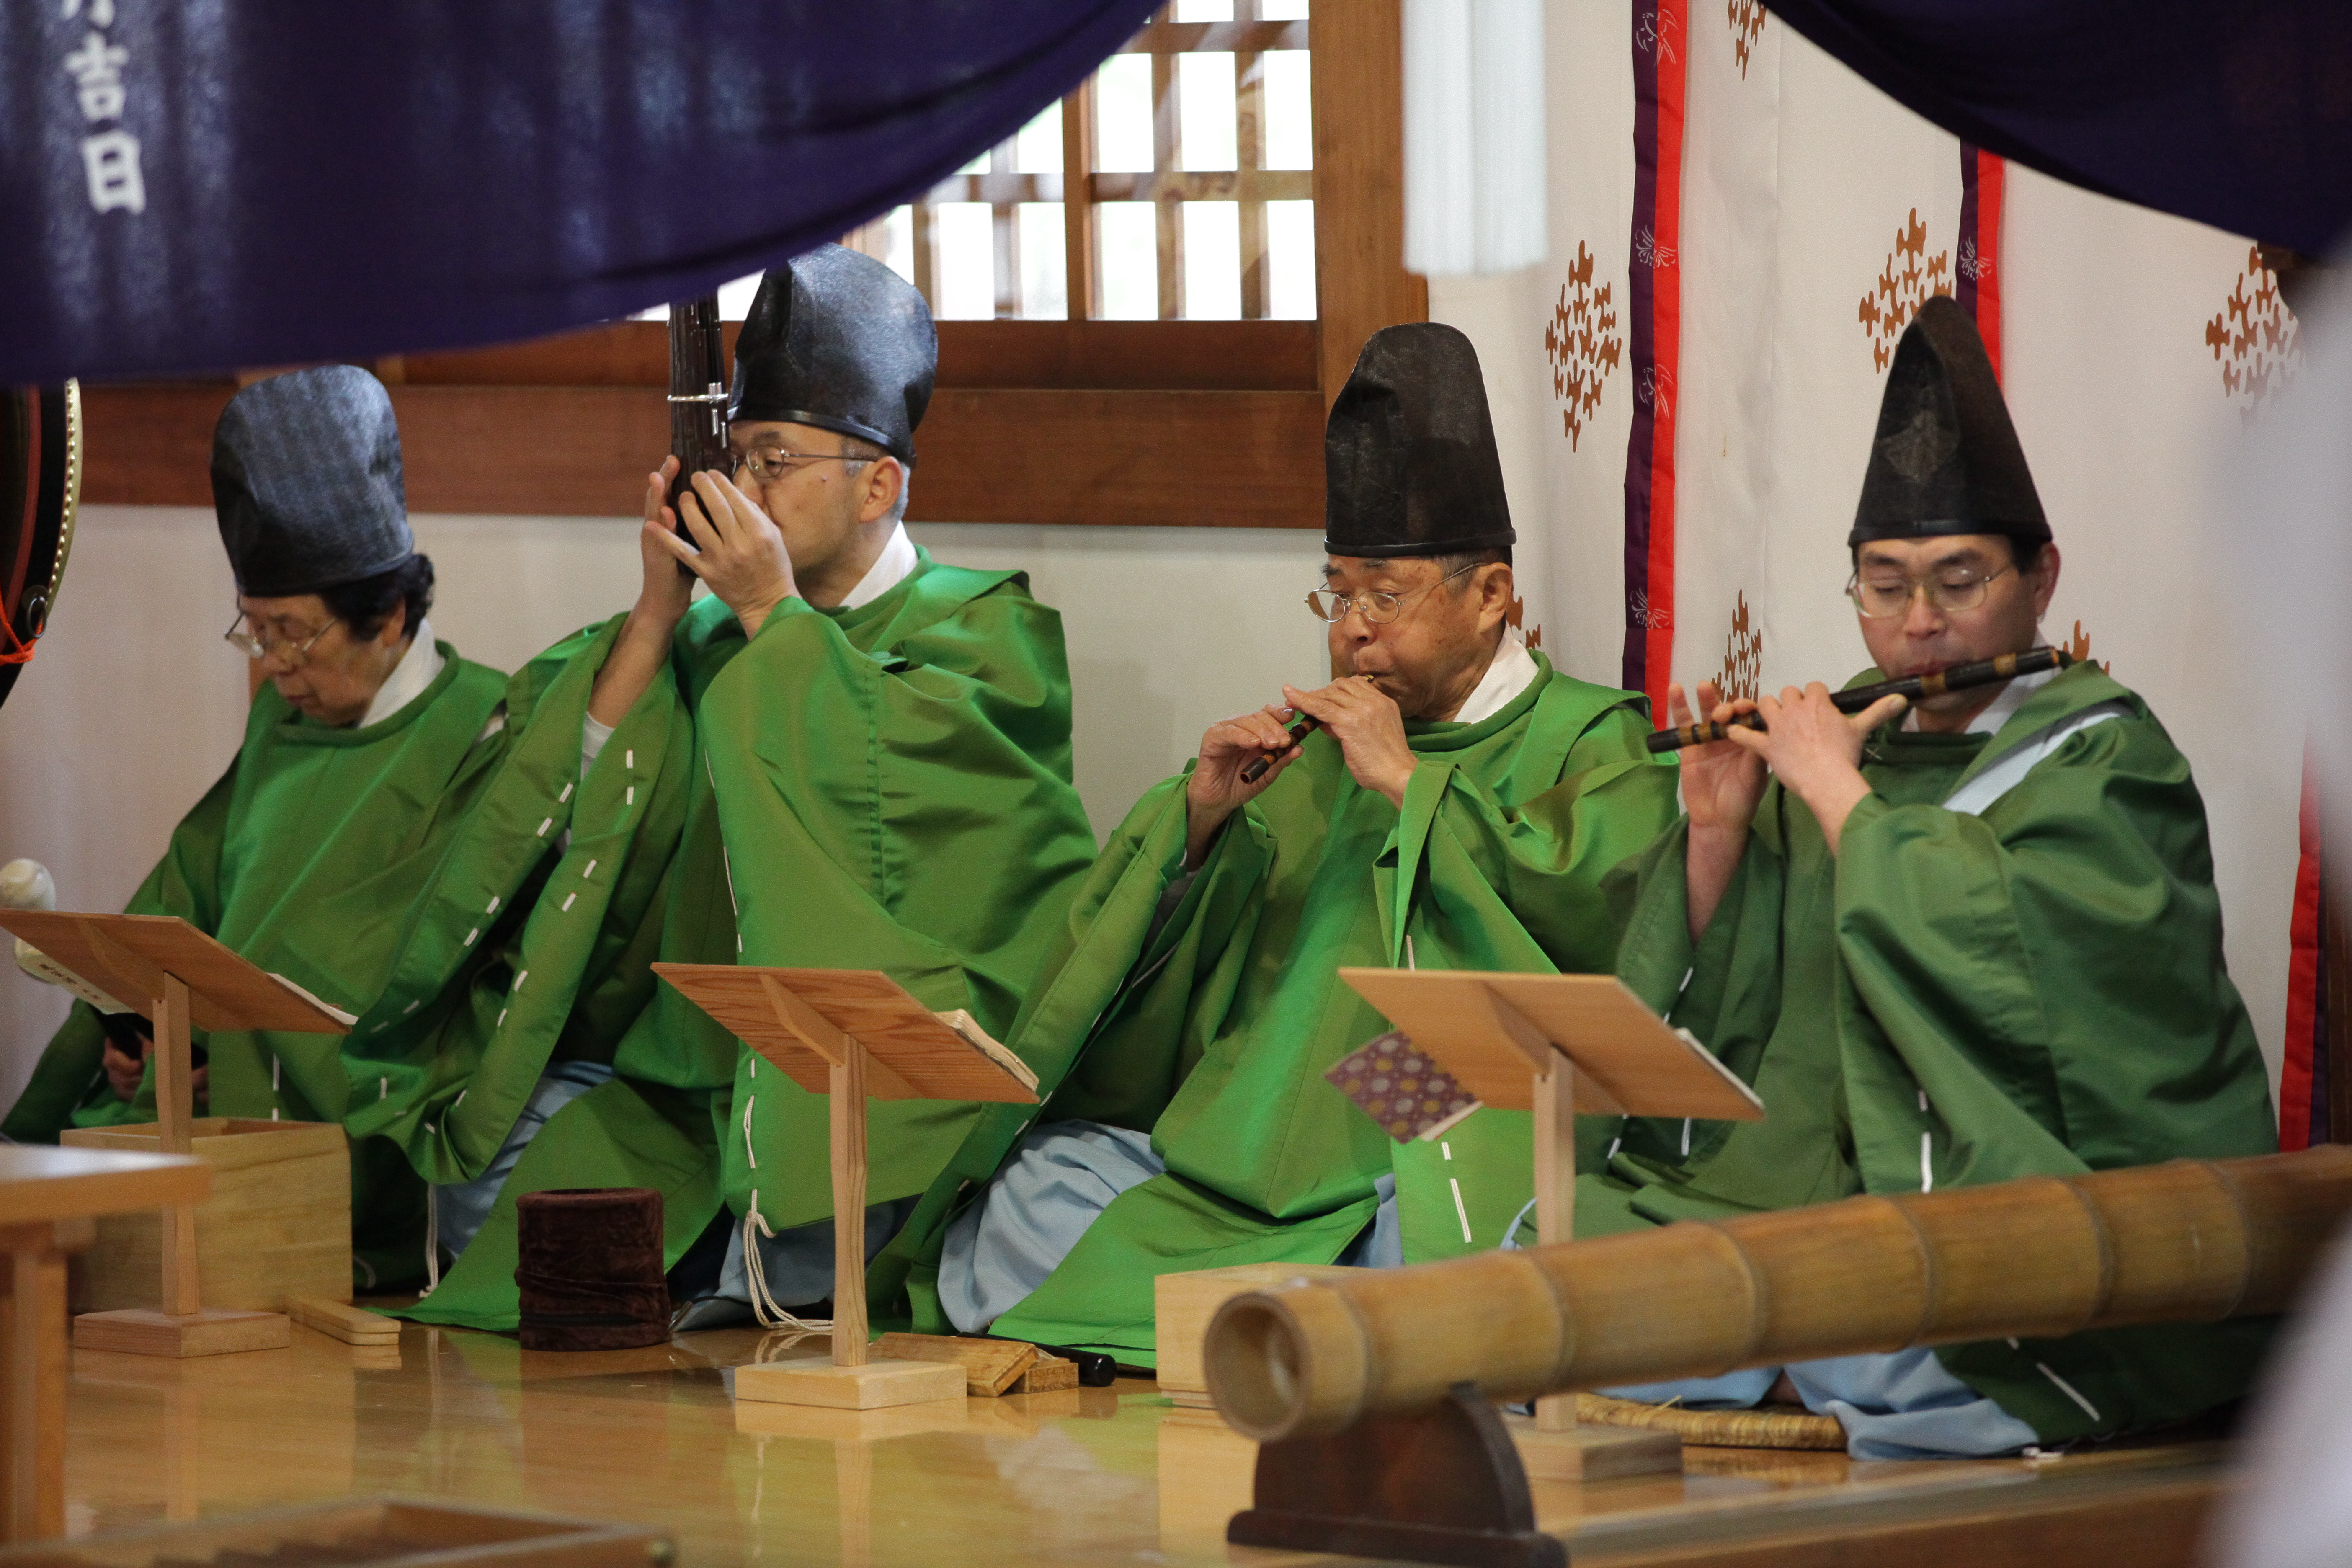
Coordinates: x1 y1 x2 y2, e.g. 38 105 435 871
82 1 1422 529
878 3 1315 323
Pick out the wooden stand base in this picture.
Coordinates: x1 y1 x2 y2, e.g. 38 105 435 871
1504 1413 1681 1481
1230 1385 1565 1568
72 1307 290 1358
735 1357 965 1411
734 1393 973 1442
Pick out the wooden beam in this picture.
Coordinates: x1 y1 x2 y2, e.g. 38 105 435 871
1061 76 1101 321
80 382 1324 528
1117 19 1307 53
1310 0 1426 404
913 388 1322 528
391 320 1315 392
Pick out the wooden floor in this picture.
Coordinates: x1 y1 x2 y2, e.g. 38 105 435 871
59 1319 2235 1567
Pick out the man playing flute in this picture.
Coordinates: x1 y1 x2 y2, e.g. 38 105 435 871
355 246 1099 1328
875 324 1681 1358
1596 296 2276 1455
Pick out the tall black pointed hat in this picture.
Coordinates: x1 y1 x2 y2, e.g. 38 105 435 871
729 244 936 464
1850 295 2048 548
212 366 412 598
1324 323 1515 558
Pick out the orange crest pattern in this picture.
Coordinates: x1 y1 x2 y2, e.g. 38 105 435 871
1727 0 1765 77
2065 619 2110 675
2205 245 2301 419
1857 208 1952 372
1546 240 1623 451
1504 593 1545 652
1716 589 1761 701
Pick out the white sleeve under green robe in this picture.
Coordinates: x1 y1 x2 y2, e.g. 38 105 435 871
1598 661 2278 1445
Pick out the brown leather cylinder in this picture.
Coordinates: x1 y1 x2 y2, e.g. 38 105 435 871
515 1187 670 1352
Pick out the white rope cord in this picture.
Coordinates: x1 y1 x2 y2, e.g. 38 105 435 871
420 1184 441 1297
741 1192 830 1333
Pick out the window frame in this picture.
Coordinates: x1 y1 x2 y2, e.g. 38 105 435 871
81 1 1421 530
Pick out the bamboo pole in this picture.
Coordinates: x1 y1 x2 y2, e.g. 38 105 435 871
1204 1147 2352 1442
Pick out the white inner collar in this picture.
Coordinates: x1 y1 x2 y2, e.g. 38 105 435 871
1449 630 1539 726
839 523 918 611
1898 662 2057 735
357 619 445 727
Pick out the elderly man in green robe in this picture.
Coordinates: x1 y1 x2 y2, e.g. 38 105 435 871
3 366 521 1287
377 246 1099 1331
1590 297 2276 1457
872 324 1681 1359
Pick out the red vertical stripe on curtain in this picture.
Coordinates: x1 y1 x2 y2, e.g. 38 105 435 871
1622 0 1688 712
2283 745 2325 1150
1957 143 2005 379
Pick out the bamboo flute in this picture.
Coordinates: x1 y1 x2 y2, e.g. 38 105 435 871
1645 646 2072 754
1202 1146 2352 1443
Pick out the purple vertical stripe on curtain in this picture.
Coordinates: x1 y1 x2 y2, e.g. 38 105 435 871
1762 0 2352 257
1621 2 1665 698
0 1 1159 385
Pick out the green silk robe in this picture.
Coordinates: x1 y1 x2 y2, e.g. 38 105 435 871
403 553 1099 1330
2 643 518 1283
874 655 1681 1359
1601 662 2278 1442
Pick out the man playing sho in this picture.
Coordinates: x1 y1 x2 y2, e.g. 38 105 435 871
876 324 1681 1357
1597 296 2276 1456
386 245 1099 1329
5 366 514 1288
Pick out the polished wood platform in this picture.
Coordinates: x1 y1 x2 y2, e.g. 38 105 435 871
58 1318 2235 1566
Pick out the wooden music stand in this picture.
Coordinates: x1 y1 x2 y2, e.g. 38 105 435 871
655 964 1038 1410
1337 968 1765 1480
0 911 353 1357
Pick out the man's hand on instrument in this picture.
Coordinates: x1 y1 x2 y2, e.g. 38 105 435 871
1671 680 1769 839
588 457 704 729
627 459 697 629
1724 682 1907 854
650 469 800 638
1672 679 1769 943
1184 702 1305 868
1283 677 1414 808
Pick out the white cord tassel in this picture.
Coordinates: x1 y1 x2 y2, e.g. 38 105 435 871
740 1193 830 1333
420 1185 441 1297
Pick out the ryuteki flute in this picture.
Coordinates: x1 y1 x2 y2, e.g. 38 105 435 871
1644 646 2073 754
1239 674 1380 784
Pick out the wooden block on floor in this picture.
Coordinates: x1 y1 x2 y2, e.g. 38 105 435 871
287 1295 400 1346
1011 1355 1078 1394
1504 1413 1682 1481
62 1118 349 1314
72 1307 291 1358
734 1357 965 1411
871 1332 1036 1396
1153 1262 1358 1406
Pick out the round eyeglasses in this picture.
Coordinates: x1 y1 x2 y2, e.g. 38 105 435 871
728 447 870 485
224 610 340 666
1305 562 1478 625
1845 564 2015 619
